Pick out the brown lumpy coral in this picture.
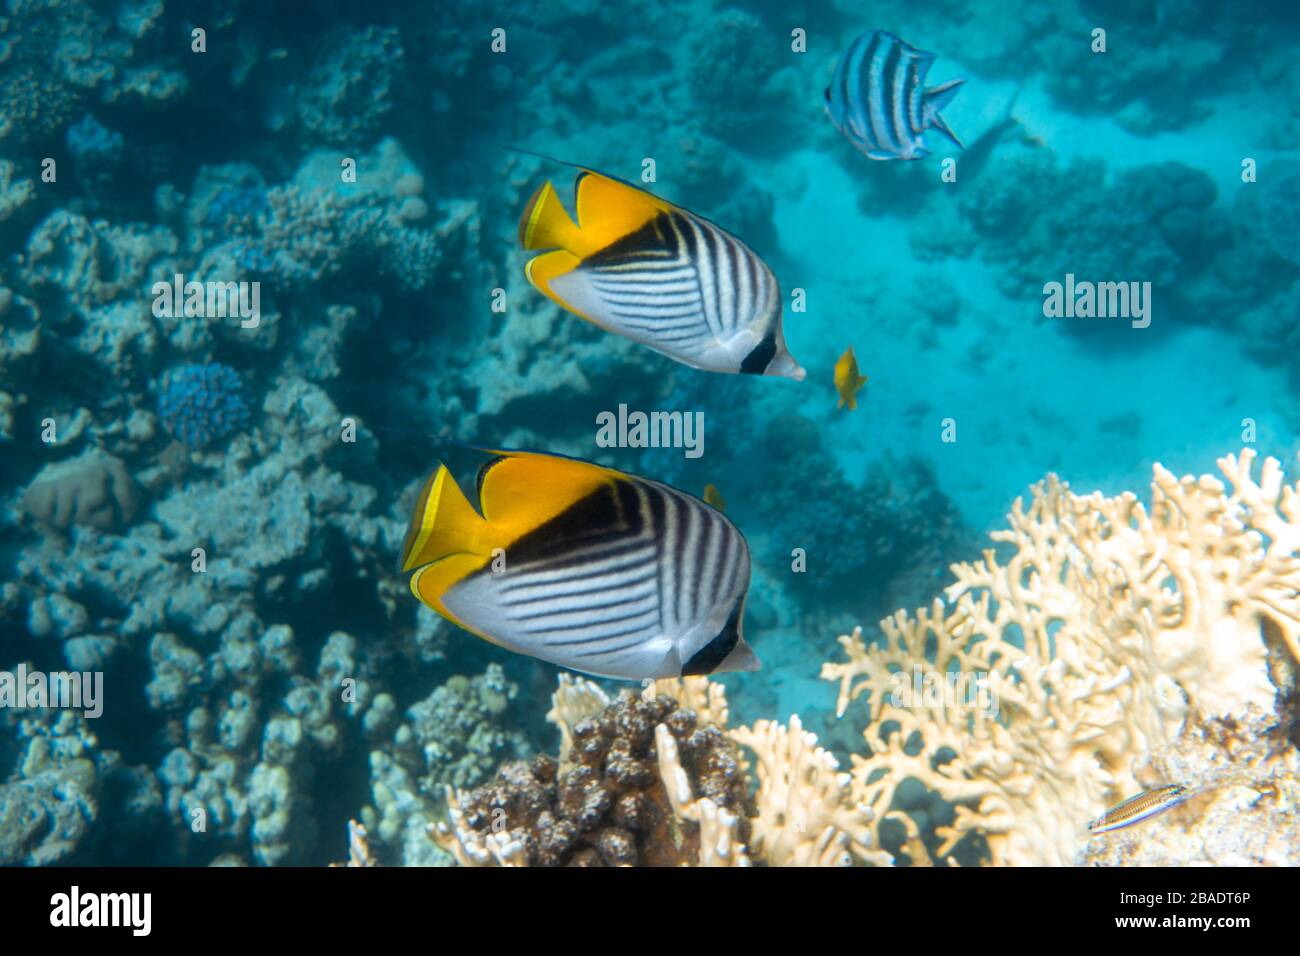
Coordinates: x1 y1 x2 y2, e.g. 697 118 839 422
21 450 140 531
437 689 752 867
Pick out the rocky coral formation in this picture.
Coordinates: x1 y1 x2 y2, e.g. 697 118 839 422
433 676 890 867
0 704 159 866
1082 708 1300 866
432 682 753 866
362 664 530 866
756 432 969 614
20 449 139 531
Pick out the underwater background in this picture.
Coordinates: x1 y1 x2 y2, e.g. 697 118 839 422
2 0 1299 867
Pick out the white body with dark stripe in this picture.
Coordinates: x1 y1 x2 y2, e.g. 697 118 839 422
825 30 963 161
441 475 753 680
550 209 792 375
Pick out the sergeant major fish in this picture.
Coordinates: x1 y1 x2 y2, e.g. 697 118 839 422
400 448 761 681
519 163 806 380
825 29 964 161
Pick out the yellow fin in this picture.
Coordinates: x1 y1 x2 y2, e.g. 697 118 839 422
572 170 670 255
519 180 580 251
477 451 616 538
410 553 492 632
399 465 492 573
524 248 598 322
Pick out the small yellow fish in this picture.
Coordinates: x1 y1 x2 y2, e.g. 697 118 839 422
833 346 868 410
1087 783 1189 834
703 483 726 512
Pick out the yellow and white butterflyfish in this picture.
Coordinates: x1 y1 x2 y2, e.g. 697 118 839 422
518 166 806 380
399 448 761 681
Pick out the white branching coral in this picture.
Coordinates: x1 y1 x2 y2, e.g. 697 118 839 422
429 786 528 867
547 673 610 764
729 716 889 866
822 450 1300 866
645 676 730 727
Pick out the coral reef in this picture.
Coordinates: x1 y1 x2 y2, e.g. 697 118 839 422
1257 160 1300 268
362 665 530 866
432 680 754 866
433 676 891 867
1082 708 1300 866
2 0 1296 874
821 450 1300 865
756 438 969 615
0 704 159 866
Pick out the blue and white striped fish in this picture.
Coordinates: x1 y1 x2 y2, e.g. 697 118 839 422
825 30 965 161
519 165 805 379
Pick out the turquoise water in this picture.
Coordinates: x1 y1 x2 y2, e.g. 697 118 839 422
1 0 1298 865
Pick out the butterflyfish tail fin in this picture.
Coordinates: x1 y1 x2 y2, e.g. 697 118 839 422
399 465 488 573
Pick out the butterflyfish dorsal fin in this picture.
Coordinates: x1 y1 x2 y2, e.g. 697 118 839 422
476 451 615 533
572 170 671 255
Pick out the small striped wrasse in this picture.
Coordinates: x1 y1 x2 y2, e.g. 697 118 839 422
399 448 760 681
519 165 805 379
1087 784 1190 834
825 29 964 161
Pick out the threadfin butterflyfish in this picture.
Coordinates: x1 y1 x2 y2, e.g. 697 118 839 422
834 346 868 409
518 165 805 380
400 448 761 681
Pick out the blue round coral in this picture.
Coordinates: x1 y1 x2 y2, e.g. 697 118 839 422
157 363 252 449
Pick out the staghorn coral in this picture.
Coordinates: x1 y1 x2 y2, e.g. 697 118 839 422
821 449 1300 866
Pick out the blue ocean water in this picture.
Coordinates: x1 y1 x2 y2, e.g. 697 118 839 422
1 0 1298 866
